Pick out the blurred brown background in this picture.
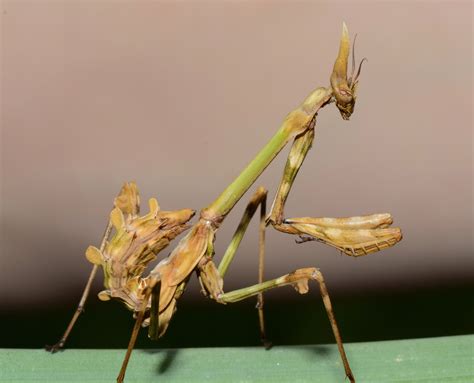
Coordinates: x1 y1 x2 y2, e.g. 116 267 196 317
1 1 472 348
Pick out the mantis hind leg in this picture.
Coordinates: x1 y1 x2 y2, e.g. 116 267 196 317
218 267 355 383
46 221 113 352
116 279 161 383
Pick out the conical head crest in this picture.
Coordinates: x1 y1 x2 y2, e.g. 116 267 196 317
330 23 366 120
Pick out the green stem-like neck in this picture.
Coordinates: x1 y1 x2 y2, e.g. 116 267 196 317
201 87 332 225
202 126 291 222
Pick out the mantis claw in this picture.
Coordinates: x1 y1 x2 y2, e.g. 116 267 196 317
281 214 402 257
45 341 65 353
262 338 273 350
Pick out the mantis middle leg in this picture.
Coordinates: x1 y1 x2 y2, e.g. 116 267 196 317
207 266 356 383
199 186 271 347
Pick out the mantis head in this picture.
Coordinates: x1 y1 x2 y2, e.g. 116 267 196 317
330 23 367 120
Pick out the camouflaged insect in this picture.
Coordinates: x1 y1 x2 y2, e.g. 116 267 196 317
49 24 403 383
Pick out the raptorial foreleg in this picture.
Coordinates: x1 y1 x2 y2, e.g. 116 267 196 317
266 124 402 255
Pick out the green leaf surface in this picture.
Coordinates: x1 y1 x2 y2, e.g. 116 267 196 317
1 335 472 382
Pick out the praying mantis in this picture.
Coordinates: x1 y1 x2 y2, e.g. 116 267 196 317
47 23 402 383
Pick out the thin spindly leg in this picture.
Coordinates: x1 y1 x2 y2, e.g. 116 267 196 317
227 127 312 347
117 279 161 383
210 187 270 346
256 194 271 348
217 187 267 276
46 221 113 352
219 267 355 383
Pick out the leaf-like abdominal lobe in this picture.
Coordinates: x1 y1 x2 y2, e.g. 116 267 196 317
85 246 103 265
89 183 195 312
114 182 140 218
155 221 215 288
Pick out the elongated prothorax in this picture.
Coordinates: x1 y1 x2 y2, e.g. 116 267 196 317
201 87 332 225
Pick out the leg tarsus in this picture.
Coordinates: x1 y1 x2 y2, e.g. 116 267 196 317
262 337 273 350
45 340 65 353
